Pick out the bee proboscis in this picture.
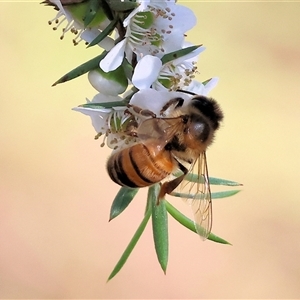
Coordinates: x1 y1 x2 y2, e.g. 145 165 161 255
106 94 224 239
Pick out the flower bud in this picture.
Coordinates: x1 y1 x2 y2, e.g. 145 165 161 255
88 66 128 96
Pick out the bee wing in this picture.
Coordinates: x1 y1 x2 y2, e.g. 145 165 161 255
137 117 183 153
179 152 212 240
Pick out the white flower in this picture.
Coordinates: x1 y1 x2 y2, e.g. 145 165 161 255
132 46 205 91
188 77 219 96
47 0 113 48
100 0 196 72
72 93 136 149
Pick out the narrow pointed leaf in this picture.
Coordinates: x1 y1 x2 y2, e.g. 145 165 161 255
165 201 231 245
100 0 114 20
151 185 168 274
171 189 241 199
209 177 243 186
84 0 100 27
161 45 202 65
52 52 106 86
211 190 241 198
87 18 118 48
183 174 242 186
109 187 139 221
107 207 152 281
144 187 153 216
78 100 128 109
202 78 212 85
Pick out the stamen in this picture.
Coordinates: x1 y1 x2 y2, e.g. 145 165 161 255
48 9 87 46
94 132 103 140
100 132 108 147
48 10 63 26
52 16 67 31
113 111 118 131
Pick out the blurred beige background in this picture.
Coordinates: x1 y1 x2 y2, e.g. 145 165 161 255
1 1 300 298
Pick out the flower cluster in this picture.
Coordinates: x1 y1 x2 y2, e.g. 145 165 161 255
44 0 242 281
45 0 219 151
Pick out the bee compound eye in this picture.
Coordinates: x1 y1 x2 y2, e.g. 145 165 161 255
189 120 210 142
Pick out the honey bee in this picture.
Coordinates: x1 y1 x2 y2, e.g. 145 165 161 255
106 93 224 239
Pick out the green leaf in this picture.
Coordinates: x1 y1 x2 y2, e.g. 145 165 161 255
202 78 212 86
211 190 241 198
100 0 114 20
107 206 152 281
161 45 202 65
122 59 134 81
83 0 101 27
87 17 118 48
209 177 243 186
208 231 232 245
183 173 242 187
171 189 241 199
165 201 231 245
52 52 106 86
78 100 128 109
109 186 139 221
151 184 168 274
106 0 138 12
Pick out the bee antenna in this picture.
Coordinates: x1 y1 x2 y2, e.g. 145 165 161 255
176 89 197 96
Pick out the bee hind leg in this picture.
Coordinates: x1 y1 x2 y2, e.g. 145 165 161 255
157 161 188 204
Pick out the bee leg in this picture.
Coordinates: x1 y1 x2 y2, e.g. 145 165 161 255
160 97 184 116
127 104 156 118
158 161 188 203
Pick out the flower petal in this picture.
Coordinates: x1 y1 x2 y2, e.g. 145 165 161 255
129 88 190 115
162 32 185 55
132 56 162 89
73 105 108 133
100 39 126 72
168 5 197 33
189 77 219 96
92 92 123 103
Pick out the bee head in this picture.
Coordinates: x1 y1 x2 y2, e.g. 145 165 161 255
190 95 224 130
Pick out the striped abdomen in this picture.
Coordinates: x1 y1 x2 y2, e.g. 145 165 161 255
107 143 174 188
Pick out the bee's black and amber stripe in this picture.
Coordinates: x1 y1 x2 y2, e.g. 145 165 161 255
106 143 174 188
